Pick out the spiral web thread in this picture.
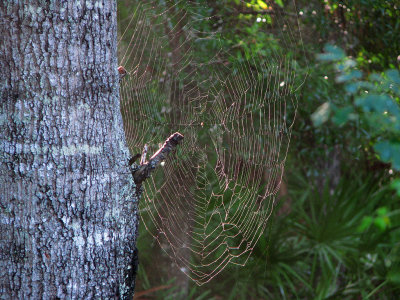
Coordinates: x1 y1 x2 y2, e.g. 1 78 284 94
118 0 303 285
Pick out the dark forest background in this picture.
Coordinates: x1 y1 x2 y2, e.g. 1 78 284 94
118 0 400 299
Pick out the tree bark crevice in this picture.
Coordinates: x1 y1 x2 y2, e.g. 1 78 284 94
1 2 138 299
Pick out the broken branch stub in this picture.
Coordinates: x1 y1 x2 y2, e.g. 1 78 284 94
118 65 127 82
133 132 184 185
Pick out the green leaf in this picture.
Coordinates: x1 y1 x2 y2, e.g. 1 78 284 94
376 207 388 216
342 59 357 69
332 106 354 126
345 83 359 94
336 70 363 83
369 73 384 82
317 44 345 62
274 0 284 7
355 94 400 117
387 268 400 284
386 69 400 84
311 102 331 127
358 216 373 232
373 141 400 170
373 216 388 231
335 59 356 73
257 0 268 9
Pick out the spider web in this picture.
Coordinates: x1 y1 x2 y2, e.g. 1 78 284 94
118 0 304 285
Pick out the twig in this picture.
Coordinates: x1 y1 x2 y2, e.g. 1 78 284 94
118 65 127 82
132 132 184 186
140 144 148 165
128 154 141 166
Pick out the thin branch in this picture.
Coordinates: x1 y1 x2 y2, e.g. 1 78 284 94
128 154 141 166
118 65 127 81
140 144 148 165
133 132 184 186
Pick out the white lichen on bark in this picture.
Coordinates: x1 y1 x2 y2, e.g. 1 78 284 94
0 1 139 299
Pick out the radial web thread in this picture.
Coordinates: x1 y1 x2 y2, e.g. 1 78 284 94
118 0 304 285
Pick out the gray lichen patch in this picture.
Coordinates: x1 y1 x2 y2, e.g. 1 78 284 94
1 1 138 298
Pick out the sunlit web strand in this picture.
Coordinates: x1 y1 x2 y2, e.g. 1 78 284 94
118 0 304 285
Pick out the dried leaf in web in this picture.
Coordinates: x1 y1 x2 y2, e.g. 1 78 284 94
118 0 305 285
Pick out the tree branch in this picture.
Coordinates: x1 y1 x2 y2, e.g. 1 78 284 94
132 132 184 186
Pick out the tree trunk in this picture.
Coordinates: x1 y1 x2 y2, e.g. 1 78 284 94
0 1 138 299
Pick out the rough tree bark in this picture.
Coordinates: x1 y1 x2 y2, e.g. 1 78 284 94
0 1 139 298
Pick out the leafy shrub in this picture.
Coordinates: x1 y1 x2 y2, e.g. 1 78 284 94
313 44 400 171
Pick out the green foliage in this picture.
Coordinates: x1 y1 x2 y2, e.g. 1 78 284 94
118 0 400 298
313 44 400 171
299 0 400 69
391 179 400 197
181 171 400 299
